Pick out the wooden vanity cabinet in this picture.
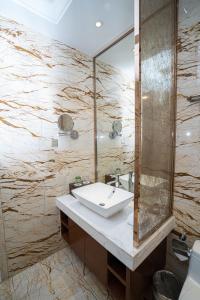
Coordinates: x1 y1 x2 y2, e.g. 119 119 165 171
68 220 86 261
85 234 107 285
60 213 107 285
60 211 166 300
126 238 167 300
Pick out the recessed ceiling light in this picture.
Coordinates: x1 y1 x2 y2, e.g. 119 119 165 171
96 21 103 28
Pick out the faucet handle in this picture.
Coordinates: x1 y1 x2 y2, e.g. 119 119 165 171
115 168 121 175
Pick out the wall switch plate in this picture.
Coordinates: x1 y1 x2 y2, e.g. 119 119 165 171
51 138 58 148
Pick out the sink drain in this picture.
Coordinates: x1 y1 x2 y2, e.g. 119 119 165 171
99 203 105 206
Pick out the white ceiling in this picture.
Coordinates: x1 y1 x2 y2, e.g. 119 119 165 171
12 0 73 24
0 0 134 56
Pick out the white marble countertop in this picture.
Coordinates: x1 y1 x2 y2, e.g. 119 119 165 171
56 194 175 271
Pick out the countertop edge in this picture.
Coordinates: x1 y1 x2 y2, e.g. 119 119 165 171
56 195 175 271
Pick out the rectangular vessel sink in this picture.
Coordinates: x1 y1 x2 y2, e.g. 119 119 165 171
72 182 133 218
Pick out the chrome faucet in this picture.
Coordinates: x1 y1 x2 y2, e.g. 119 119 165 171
106 168 122 188
115 174 121 188
128 171 133 192
114 168 121 188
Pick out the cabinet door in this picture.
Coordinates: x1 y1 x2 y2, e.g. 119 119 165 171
85 235 107 285
68 220 85 261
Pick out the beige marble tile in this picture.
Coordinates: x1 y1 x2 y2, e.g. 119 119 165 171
174 0 200 244
166 0 200 282
0 15 94 277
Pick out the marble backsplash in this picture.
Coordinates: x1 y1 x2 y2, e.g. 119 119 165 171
0 16 94 279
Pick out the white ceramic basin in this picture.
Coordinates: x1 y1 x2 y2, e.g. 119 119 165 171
72 182 133 218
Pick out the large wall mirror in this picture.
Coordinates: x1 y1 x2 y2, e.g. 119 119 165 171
94 30 135 192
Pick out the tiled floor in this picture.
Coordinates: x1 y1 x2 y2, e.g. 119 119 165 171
0 247 113 300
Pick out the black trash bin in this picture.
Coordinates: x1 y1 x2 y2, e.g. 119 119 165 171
153 270 182 300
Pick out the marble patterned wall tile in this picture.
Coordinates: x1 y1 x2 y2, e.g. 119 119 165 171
166 0 200 283
0 16 94 277
174 0 200 245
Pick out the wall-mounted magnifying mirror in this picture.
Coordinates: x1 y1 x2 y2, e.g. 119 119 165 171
58 114 79 139
112 120 122 135
109 120 122 139
109 131 117 139
58 114 74 132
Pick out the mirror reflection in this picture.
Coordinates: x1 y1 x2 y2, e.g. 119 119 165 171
109 120 122 139
95 31 135 192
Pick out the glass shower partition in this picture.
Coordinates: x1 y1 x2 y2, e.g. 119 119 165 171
134 0 177 244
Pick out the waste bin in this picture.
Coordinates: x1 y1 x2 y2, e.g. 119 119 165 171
153 270 182 300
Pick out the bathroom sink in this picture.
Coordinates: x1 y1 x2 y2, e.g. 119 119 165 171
72 182 133 218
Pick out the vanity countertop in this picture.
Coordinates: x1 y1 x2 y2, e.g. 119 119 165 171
56 194 175 271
